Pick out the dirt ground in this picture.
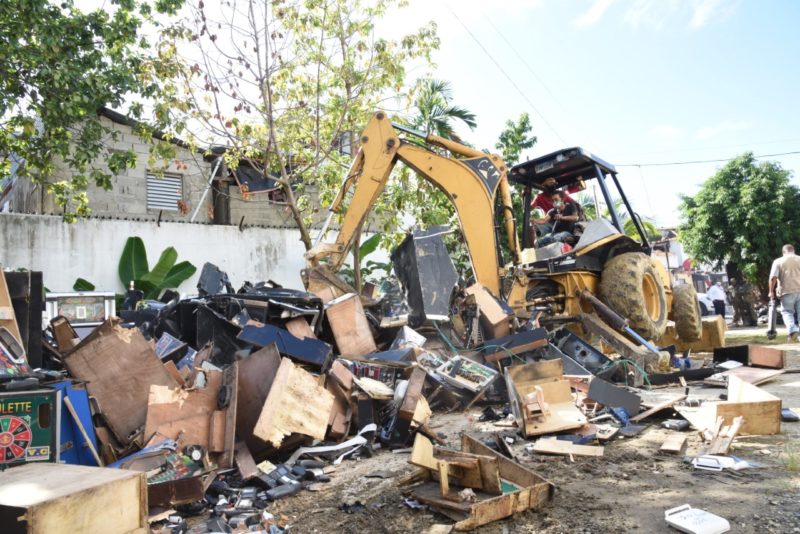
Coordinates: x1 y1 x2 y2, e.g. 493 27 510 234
270 331 800 533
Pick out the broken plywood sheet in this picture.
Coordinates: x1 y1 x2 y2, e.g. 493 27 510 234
532 437 604 457
236 344 281 452
252 358 334 447
0 272 21 345
285 317 317 340
630 394 687 423
63 318 177 445
704 366 784 387
326 360 355 440
679 376 781 436
144 364 238 468
354 376 394 400
506 359 586 437
325 293 377 357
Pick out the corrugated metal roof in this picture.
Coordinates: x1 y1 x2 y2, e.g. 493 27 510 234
146 174 182 211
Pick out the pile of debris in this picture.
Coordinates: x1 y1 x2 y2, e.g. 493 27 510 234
0 239 796 533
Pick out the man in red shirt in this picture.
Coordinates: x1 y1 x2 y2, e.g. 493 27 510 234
530 177 585 211
530 177 584 236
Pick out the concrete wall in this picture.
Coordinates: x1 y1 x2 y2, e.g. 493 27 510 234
0 213 312 293
8 116 217 223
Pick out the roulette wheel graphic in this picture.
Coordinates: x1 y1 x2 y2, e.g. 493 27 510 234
0 415 32 463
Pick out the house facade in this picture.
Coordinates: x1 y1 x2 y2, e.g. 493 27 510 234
2 109 313 229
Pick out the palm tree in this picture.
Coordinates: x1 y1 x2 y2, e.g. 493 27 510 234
412 79 477 142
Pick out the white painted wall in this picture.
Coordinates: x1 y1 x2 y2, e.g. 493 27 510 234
0 213 311 293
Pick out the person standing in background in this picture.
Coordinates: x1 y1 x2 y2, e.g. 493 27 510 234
706 281 727 317
769 244 800 341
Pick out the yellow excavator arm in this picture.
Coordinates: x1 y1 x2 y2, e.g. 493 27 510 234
305 111 520 296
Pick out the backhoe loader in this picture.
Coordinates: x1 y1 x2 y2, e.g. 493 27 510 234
303 111 702 344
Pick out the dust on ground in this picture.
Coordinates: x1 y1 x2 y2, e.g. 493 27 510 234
271 338 800 534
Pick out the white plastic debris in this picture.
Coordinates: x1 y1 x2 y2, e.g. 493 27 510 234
664 504 730 534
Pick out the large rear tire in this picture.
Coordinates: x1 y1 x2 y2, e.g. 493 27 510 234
599 252 667 340
672 284 702 342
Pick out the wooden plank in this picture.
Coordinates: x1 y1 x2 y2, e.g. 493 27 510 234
706 416 743 455
236 344 281 451
659 434 687 455
399 367 427 421
285 317 317 340
50 316 80 353
234 440 259 480
0 273 21 344
63 318 177 445
144 365 238 468
748 346 785 369
715 401 780 436
464 283 512 339
326 360 354 440
704 366 784 387
354 377 394 400
531 438 604 457
252 358 334 447
0 464 146 534
630 394 687 423
410 433 438 471
163 360 185 387
325 293 377 357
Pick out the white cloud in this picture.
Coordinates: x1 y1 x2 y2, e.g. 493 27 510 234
621 0 737 30
695 120 751 140
574 0 616 28
624 0 680 30
650 124 683 144
690 0 738 28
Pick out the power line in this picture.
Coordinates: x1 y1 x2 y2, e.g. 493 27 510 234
481 12 570 116
444 4 568 146
617 150 800 168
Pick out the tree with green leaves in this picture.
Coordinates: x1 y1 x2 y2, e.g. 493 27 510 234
0 0 186 220
410 79 477 142
155 0 438 250
495 112 536 166
679 153 800 295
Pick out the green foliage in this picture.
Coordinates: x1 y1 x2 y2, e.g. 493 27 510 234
72 278 96 291
340 233 391 285
0 0 185 219
410 79 477 142
495 113 536 166
679 153 799 291
119 237 149 288
156 0 439 249
117 236 196 299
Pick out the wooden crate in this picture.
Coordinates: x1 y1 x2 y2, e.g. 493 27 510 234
0 463 146 534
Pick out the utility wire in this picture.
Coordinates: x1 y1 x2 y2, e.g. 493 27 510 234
444 4 568 146
617 150 800 168
481 12 570 115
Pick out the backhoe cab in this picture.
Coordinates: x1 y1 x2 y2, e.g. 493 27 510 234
305 112 702 345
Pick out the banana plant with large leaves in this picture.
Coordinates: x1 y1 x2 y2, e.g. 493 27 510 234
118 237 196 299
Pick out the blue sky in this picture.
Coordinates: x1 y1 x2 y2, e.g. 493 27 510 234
380 0 800 226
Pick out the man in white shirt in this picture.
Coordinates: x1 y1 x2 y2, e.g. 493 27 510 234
769 244 800 341
706 282 727 317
